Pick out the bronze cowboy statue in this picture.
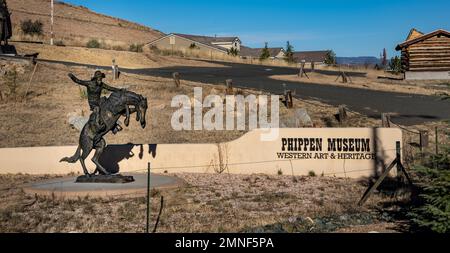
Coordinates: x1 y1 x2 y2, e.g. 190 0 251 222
0 0 13 53
61 70 148 178
68 70 124 134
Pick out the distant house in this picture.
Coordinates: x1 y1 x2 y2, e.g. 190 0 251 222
239 46 285 59
396 29 450 80
146 33 241 56
293 50 330 64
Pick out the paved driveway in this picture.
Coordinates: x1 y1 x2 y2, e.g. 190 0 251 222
32 57 450 126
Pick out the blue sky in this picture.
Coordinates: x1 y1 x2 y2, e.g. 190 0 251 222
63 0 449 57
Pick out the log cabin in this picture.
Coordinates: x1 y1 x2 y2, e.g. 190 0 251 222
396 29 450 80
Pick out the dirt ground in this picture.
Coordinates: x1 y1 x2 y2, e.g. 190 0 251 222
270 72 450 96
9 0 164 47
14 42 228 69
1 57 448 156
0 58 388 148
0 173 410 233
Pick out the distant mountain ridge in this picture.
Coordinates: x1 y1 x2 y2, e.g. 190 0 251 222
336 56 381 65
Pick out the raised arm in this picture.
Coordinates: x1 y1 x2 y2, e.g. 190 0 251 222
68 73 90 87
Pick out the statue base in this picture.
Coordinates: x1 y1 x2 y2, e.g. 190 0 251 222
0 45 17 55
75 174 135 184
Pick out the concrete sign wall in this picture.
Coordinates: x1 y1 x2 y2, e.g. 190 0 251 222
0 128 402 178
405 71 450 80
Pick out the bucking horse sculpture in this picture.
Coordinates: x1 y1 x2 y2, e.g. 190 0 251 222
60 88 148 177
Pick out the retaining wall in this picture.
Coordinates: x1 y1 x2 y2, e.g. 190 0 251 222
0 128 402 178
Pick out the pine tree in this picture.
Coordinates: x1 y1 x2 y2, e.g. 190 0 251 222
284 41 295 63
227 47 238 56
382 48 388 66
260 42 271 60
324 50 336 65
408 125 450 233
389 55 402 73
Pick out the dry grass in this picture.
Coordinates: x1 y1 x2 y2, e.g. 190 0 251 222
13 42 227 69
0 60 243 147
147 46 300 69
9 0 163 47
0 173 406 233
270 72 450 96
2 58 447 149
0 58 385 148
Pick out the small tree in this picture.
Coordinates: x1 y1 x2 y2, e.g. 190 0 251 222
129 43 143 52
189 43 199 50
284 41 295 63
324 50 336 65
389 55 402 73
408 128 450 233
20 19 43 36
228 47 239 56
86 39 101 48
382 48 388 66
260 42 271 60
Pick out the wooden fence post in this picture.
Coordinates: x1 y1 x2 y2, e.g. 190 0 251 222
338 105 348 124
225 79 233 94
420 130 429 150
435 127 439 155
285 90 293 108
381 113 391 127
395 141 404 181
146 162 151 233
172 72 181 87
298 61 309 79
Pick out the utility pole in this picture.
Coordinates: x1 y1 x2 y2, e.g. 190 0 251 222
50 0 54 45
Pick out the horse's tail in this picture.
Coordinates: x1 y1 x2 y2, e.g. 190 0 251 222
60 145 81 163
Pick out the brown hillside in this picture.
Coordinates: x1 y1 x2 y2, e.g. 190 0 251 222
8 0 165 48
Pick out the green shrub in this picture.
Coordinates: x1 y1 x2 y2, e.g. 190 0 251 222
86 39 101 48
408 126 450 233
189 43 199 50
324 50 336 65
112 45 125 51
389 56 402 73
54 40 65 46
308 171 316 177
129 43 143 52
227 47 239 56
79 88 88 99
20 19 43 36
260 42 270 60
284 41 295 63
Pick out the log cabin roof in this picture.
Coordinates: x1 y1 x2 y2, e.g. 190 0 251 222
406 28 424 41
396 29 450 50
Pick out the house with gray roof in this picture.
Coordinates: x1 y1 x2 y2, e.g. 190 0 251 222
146 33 241 56
239 46 285 59
293 50 330 64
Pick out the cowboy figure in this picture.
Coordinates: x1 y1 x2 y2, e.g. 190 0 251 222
68 70 123 134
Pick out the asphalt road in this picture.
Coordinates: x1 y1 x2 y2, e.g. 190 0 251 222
10 55 448 126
